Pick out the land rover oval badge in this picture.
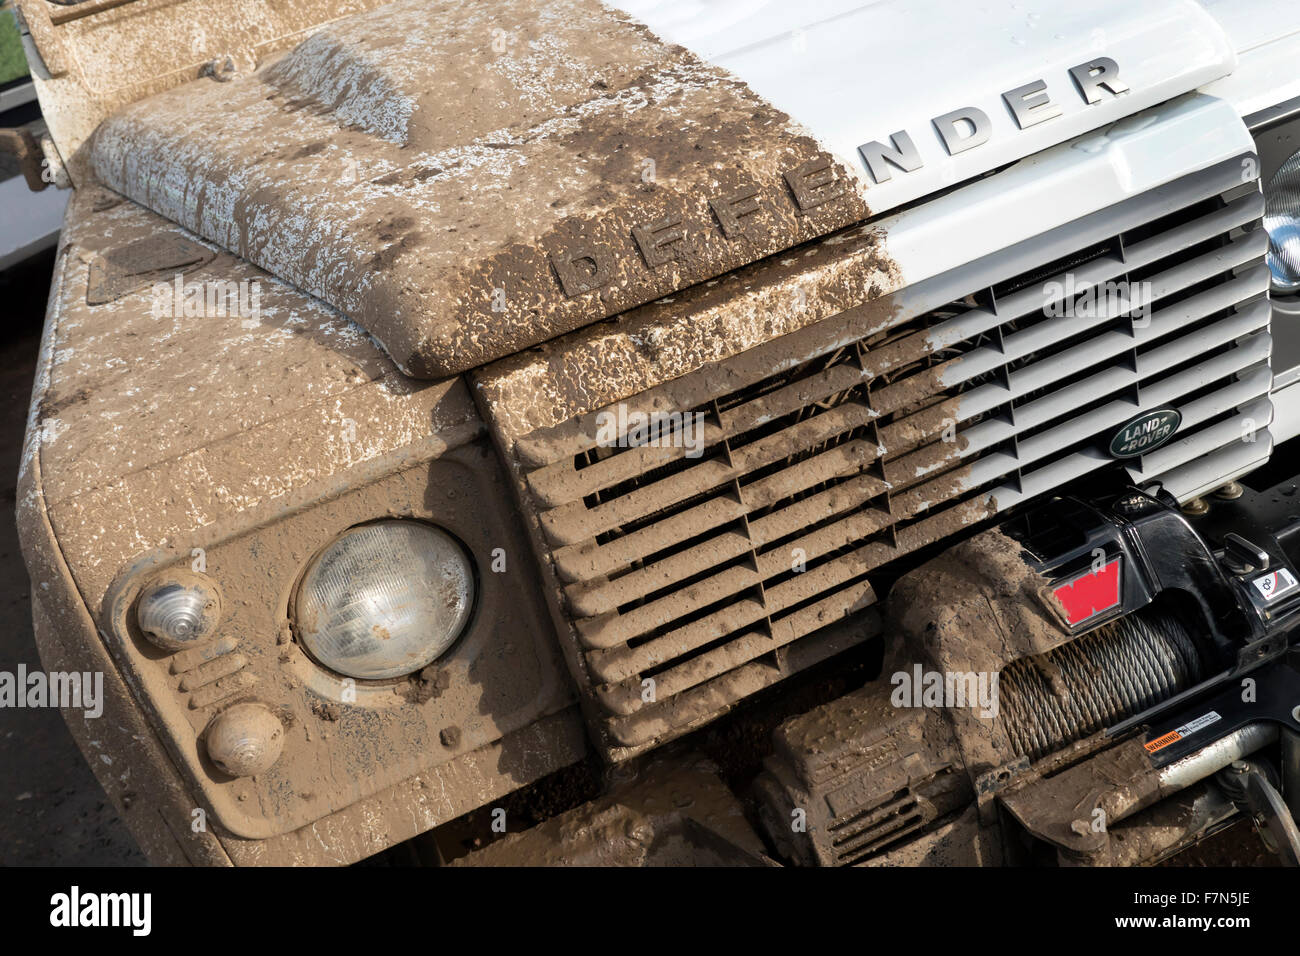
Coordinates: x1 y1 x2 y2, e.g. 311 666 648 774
1109 408 1181 459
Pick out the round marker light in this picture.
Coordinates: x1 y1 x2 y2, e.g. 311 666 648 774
295 521 475 680
1264 149 1300 295
206 702 284 777
137 574 221 650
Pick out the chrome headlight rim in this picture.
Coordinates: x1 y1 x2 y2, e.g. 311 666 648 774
1263 148 1300 297
292 518 479 683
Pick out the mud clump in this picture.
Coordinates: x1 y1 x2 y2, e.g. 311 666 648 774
401 664 452 705
887 528 1071 778
310 699 343 722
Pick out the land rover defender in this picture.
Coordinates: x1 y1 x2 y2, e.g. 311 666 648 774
8 0 1300 866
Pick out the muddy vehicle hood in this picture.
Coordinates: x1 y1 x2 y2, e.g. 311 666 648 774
80 0 1238 379
85 0 871 379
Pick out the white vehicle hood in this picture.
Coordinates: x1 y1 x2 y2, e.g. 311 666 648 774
614 0 1238 215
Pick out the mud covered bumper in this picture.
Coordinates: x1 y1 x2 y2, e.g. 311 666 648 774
18 393 589 865
451 756 773 867
20 482 589 865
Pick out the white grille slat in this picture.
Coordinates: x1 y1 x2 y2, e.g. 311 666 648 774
992 389 1273 509
954 272 1270 423
926 190 1263 351
970 352 1271 490
953 331 1272 469
939 229 1268 389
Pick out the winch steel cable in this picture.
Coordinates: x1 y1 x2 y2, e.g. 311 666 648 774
998 610 1206 762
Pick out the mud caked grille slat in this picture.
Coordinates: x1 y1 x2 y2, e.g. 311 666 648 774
508 156 1271 759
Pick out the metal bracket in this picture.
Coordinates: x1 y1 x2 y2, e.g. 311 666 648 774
1215 759 1300 866
0 127 47 191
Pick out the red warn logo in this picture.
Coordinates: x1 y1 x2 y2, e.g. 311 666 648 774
1052 559 1121 626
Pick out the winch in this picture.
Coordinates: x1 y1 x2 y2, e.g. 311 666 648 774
755 477 1300 866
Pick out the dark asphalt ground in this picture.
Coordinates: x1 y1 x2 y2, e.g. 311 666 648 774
0 246 1276 869
0 249 145 865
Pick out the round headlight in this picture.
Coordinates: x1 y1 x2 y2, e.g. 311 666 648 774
295 521 475 680
1264 149 1300 295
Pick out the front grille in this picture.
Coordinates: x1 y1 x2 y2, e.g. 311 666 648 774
510 154 1271 759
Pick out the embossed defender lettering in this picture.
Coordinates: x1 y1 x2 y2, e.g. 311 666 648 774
858 57 1130 184
549 155 846 298
551 58 1130 299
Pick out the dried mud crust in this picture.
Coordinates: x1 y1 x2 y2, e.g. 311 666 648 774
477 219 902 444
0 252 146 865
88 0 880 378
429 754 606 862
1159 821 1282 867
887 528 1071 776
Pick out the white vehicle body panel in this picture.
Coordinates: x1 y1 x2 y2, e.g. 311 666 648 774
878 94 1255 290
612 0 1237 215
